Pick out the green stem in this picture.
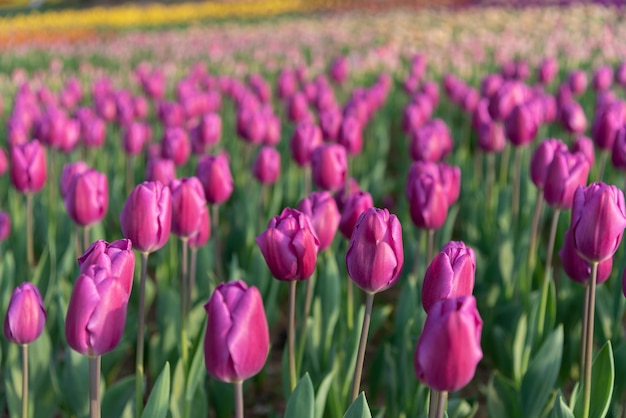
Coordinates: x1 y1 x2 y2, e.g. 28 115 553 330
135 252 149 417
412 229 423 284
350 292 375 403
83 226 90 255
596 151 608 182
26 193 34 269
181 238 189 369
474 150 483 184
303 273 316 320
346 278 354 331
189 247 198 304
537 209 560 340
234 380 244 418
428 390 437 418
89 356 101 418
512 146 523 223
288 280 297 392
498 142 511 189
426 229 435 265
527 192 545 273
212 205 224 280
486 152 495 213
580 283 590 380
21 344 28 418
581 262 598 418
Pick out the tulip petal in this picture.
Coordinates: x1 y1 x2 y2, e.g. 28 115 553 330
205 289 236 381
66 275 100 355
87 277 129 355
256 229 298 280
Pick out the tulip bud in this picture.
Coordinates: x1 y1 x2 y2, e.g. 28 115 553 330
146 157 176 185
477 121 506 153
571 136 595 167
4 282 46 345
188 207 211 249
297 191 340 252
530 139 567 189
194 113 222 151
409 119 453 162
422 241 476 313
123 122 151 156
592 65 613 92
329 56 348 84
120 181 172 254
339 190 374 239
568 70 588 95
505 103 538 146
65 270 130 356
170 177 207 239
560 101 587 134
158 101 184 128
290 122 323 167
65 168 109 227
204 280 269 382
346 208 404 294
78 239 135 295
252 146 281 185
414 296 483 392
60 161 89 200
543 151 590 209
559 228 613 284
311 144 346 191
538 57 558 85
320 108 343 142
256 208 319 281
338 115 363 156
196 153 234 205
612 126 626 171
10 140 47 193
407 168 449 230
263 114 281 146
570 183 626 263
591 102 625 150
161 127 191 167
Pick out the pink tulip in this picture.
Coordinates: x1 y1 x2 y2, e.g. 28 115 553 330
78 239 135 295
530 139 568 189
170 177 207 239
123 122 151 156
290 122 323 167
559 228 613 284
161 127 191 167
339 190 374 239
252 146 281 185
196 153 234 205
188 207 211 249
10 140 47 193
4 282 46 345
311 144 347 191
64 168 109 227
297 191 340 252
543 151 590 209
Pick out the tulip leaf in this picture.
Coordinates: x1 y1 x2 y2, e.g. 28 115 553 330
285 373 314 418
102 376 135 418
343 392 372 418
61 348 90 418
447 398 478 418
185 321 207 402
521 325 563 418
573 340 614 418
142 361 171 418
314 370 335 418
498 239 515 297
548 392 574 418
512 313 529 384
486 372 520 418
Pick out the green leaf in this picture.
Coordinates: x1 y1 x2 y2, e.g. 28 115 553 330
548 392 574 418
314 370 335 418
512 313 529 384
574 341 614 418
521 325 563 418
486 372 520 418
61 349 90 418
185 323 207 402
142 362 171 418
102 376 135 418
343 393 372 418
285 373 314 418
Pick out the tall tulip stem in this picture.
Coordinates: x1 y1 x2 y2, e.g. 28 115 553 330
189 248 198 303
581 262 598 418
211 205 224 280
498 142 511 188
537 209 560 340
26 193 34 268
436 391 448 418
181 238 189 367
528 193 545 273
350 292 374 403
135 252 149 417
346 279 354 331
21 344 28 418
486 152 495 212
426 229 435 265
512 146 523 222
288 280 297 391
596 151 608 182
234 380 244 418
89 356 101 418
580 283 590 380
83 227 90 255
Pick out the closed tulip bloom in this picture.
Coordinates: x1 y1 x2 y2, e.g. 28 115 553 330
81 115 106 149
4 282 46 345
263 114 281 146
560 101 587 134
196 153 234 205
612 127 626 170
530 139 568 189
195 113 222 149
414 296 483 392
188 207 211 249
339 190 374 239
65 269 130 356
60 161 89 199
158 101 184 128
78 239 136 295
346 208 404 294
422 242 476 313
571 183 626 263
10 140 47 193
256 208 319 281
334 177 361 213
170 177 207 239
290 122 323 167
204 280 269 382
65 168 109 227
505 103 538 147
407 170 449 230
409 119 453 162
538 57 558 85
287 92 309 123
559 228 613 284
592 65 613 92
297 191 340 252
252 146 281 185
543 151 590 209
0 211 10 241
161 127 191 167
123 122 151 156
329 56 348 84
320 107 343 142
591 102 625 150
338 115 363 156
568 70 588 95
311 144 346 191
120 181 172 254
477 121 506 153
571 136 595 167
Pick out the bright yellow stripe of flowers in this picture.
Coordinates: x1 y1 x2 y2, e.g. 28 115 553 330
0 0 317 33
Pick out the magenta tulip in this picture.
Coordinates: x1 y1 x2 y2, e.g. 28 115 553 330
290 122 323 167
189 208 211 249
145 157 176 185
78 239 136 295
161 127 191 167
568 70 588 95
560 101 587 134
10 140 47 193
196 153 234 205
538 57 558 85
592 65 613 92
65 169 109 227
559 228 613 284
571 136 595 167
407 167 449 230
60 161 89 200
170 177 207 239
252 146 281 185
339 190 374 239
530 139 568 189
338 115 363 156
297 191 340 252
477 121 506 153
204 280 269 382
505 103 538 146
4 282 46 345
123 122 151 156
543 151 590 209
311 144 347 191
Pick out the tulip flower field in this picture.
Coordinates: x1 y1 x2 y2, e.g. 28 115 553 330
1 2 626 418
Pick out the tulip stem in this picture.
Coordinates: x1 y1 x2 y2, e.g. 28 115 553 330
189 248 198 303
537 209 560 340
498 142 510 189
26 193 34 269
474 150 483 184
89 356 101 418
436 391 447 418
211 205 224 280
346 279 354 331
83 226 90 255
512 146 523 223
426 229 435 265
21 344 28 418
288 280 297 392
527 193 545 275
486 152 495 213
303 167 311 197
581 262 598 418
234 381 244 418
350 292 374 403
596 151 608 182
181 238 189 368
135 252 149 417
580 283 590 380
303 273 316 320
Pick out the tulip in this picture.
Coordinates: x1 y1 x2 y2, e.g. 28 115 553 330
196 153 234 205
290 122 323 167
0 211 10 241
188 208 211 249
287 92 309 123
297 191 340 252
560 101 587 134
158 101 184 128
10 140 47 193
414 296 483 392
161 127 191 167
530 139 568 189
568 70 588 95
145 157 176 185
338 115 363 156
338 190 374 239
592 65 613 92
263 114 281 146
329 56 348 84
543 151 590 210
311 144 346 191
169 177 207 239
78 239 136 295
409 119 453 162
4 282 46 345
505 103 538 147
477 121 505 153
123 122 151 156
407 169 449 231
422 242 476 313
0 147 7 177
59 161 89 199
559 228 613 284
591 102 624 151
193 113 221 152
252 146 281 185
538 57 558 85
64 168 109 227
612 126 626 171
239 109 266 144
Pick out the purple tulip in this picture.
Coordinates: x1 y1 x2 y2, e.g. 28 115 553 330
571 136 595 167
409 119 453 162
188 207 211 249
196 153 234 205
287 92 309 123
559 228 613 284
297 191 340 252
192 113 221 152
571 183 626 263
329 56 348 84
612 127 626 170
161 127 191 167
4 282 46 345
345 208 404 294
422 241 476 313
123 122 151 156
60 161 89 199
64 168 109 227
505 103 538 147
120 181 172 254
290 122 323 167
170 177 207 240
10 140 47 193
592 65 613 92
311 144 346 191
204 280 269 382
65 268 130 356
339 190 374 239
0 211 10 241
263 113 281 146
591 102 625 151
530 139 568 189
256 208 319 281
320 107 343 142
158 101 185 128
543 151 590 209
477 121 506 153
407 166 449 230
538 57 558 85
414 295 483 392
78 239 136 295
568 70 588 95
338 115 363 156
252 146 281 185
